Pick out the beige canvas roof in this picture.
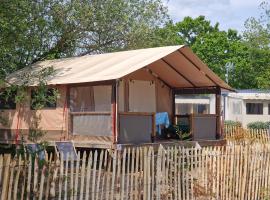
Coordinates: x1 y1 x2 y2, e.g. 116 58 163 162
7 45 233 90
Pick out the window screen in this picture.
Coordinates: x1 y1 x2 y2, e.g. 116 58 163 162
0 90 16 110
246 103 263 115
129 80 156 112
70 85 112 112
31 88 57 110
177 103 209 115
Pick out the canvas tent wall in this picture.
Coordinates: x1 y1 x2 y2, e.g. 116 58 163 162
0 86 68 142
1 45 233 147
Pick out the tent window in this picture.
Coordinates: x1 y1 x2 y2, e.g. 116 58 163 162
129 80 156 112
0 90 16 110
246 103 263 115
176 104 209 115
70 85 112 112
31 88 57 110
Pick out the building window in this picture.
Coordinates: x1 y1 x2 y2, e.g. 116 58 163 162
231 101 242 115
246 103 263 115
31 88 57 110
0 90 16 110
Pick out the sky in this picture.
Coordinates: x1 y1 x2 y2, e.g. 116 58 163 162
163 0 263 33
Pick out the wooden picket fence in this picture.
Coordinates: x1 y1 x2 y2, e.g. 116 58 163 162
1 143 270 199
224 125 270 143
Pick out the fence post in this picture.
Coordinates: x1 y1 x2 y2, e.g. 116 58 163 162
1 154 11 200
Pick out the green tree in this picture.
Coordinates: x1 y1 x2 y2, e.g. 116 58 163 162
243 1 270 89
0 0 168 78
152 16 254 89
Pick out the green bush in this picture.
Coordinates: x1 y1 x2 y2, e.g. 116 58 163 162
247 121 270 130
224 120 242 127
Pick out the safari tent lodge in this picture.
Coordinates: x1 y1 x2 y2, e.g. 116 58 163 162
0 46 233 148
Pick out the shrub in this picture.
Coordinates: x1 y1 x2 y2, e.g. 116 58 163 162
247 121 270 130
224 120 242 127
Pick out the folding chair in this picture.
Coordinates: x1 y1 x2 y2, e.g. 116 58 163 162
55 141 78 161
26 143 46 160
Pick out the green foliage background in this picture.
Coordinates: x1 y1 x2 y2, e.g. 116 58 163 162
0 0 269 89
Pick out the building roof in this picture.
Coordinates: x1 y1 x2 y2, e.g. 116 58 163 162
227 89 270 100
237 89 270 94
7 45 233 90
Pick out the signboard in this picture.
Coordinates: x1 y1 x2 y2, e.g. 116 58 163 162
55 142 78 161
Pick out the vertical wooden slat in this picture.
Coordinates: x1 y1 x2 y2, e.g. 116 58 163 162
1 154 11 200
92 151 97 200
45 155 53 200
85 151 92 200
130 148 135 200
26 155 32 200
58 153 64 200
79 151 86 200
50 156 59 198
143 147 147 200
110 150 117 200
96 150 104 200
20 155 27 200
7 156 15 200
100 150 108 200
33 156 38 200
38 160 46 200
70 152 74 200
120 148 127 200
156 146 161 200
74 151 80 199
0 155 3 186
13 155 22 200
105 150 112 200
64 153 69 200
125 148 131 200
116 149 121 200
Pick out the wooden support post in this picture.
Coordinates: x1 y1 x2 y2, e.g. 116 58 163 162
112 81 118 144
215 87 222 139
66 85 71 140
172 89 176 125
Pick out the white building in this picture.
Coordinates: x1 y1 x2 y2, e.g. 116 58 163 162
175 90 270 128
223 90 270 127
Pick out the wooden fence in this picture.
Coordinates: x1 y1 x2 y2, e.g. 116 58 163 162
224 125 270 143
1 143 270 199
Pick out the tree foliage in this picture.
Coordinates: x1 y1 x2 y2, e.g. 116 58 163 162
0 0 269 90
243 1 270 89
152 13 270 89
0 0 168 78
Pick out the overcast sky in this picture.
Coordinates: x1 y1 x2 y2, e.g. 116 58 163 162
163 0 263 33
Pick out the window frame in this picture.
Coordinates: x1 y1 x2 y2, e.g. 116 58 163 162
30 88 57 110
0 89 17 110
246 102 263 115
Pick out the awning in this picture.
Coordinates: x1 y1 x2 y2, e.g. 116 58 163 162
7 45 233 91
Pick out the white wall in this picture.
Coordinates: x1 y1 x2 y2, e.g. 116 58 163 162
224 96 270 127
242 100 270 127
209 94 216 114
224 96 243 123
